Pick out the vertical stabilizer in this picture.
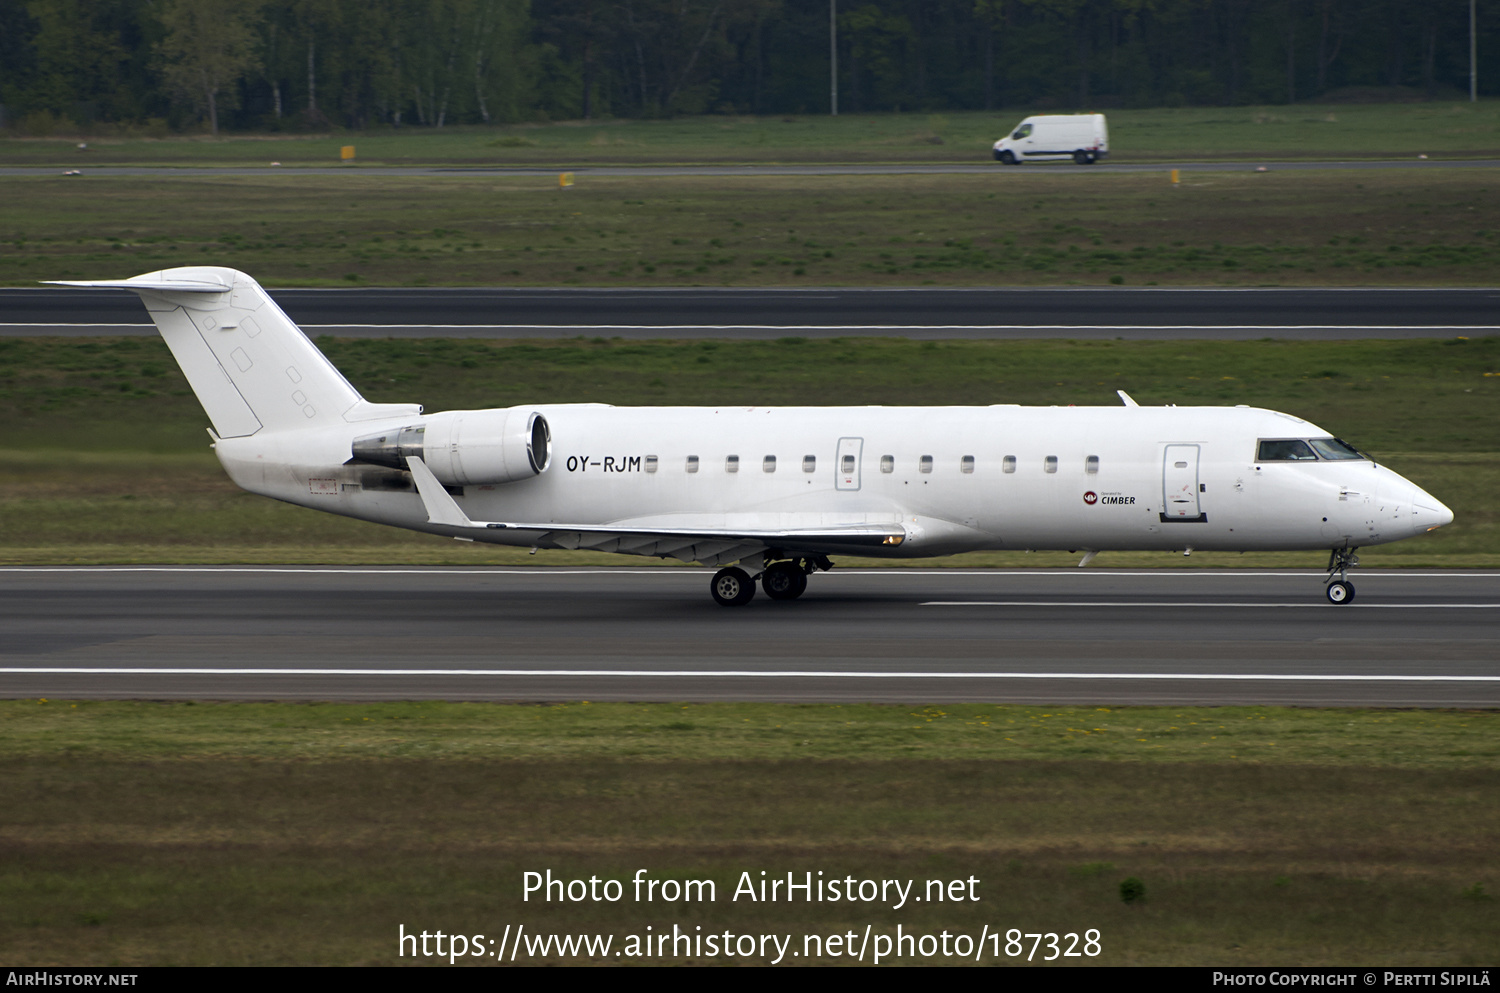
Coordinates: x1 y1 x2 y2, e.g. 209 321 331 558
48 267 365 438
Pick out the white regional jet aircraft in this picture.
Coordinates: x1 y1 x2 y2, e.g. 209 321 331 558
53 267 1454 606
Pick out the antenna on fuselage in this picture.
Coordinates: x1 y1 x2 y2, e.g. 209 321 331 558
1117 390 1139 407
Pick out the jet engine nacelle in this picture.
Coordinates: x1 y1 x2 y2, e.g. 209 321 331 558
351 408 551 485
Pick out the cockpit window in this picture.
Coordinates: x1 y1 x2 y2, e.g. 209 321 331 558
1258 438 1369 462
1257 439 1317 461
1308 438 1366 461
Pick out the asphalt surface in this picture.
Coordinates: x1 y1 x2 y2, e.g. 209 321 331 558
3 567 1496 706
5 286 1498 340
4 159 1497 178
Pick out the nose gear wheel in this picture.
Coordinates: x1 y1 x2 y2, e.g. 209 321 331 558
1325 581 1355 604
1324 547 1359 606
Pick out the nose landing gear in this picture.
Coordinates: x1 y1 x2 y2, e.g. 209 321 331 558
1324 546 1359 605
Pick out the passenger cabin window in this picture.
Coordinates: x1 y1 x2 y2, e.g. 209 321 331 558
802 455 816 473
880 455 894 473
960 455 975 474
726 455 740 473
919 455 934 474
1258 439 1318 462
763 455 776 473
1044 456 1058 473
645 455 659 473
1013 123 1033 139
841 454 856 474
1002 456 1017 474
1085 455 1099 474
686 455 699 473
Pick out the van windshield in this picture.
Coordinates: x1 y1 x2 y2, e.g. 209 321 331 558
1012 124 1032 139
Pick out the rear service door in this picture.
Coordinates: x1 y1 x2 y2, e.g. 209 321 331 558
1162 444 1206 522
836 437 863 491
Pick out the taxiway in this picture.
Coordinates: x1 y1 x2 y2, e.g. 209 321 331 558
3 286 1497 340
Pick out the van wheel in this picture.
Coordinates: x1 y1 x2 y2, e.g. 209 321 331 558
1073 150 1095 165
999 151 1016 165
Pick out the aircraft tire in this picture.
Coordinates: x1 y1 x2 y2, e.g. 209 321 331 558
711 567 756 606
1325 581 1355 604
762 563 808 601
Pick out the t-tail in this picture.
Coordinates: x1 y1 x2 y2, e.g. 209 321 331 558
48 266 419 437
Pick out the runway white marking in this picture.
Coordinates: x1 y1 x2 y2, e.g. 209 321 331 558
4 323 1497 332
0 567 699 576
3 668 1496 682
275 323 1500 332
923 601 1500 608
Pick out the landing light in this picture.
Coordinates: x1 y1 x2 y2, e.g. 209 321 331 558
882 535 904 545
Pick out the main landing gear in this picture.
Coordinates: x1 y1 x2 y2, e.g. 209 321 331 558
710 556 831 607
710 567 756 606
1325 546 1360 605
760 561 807 601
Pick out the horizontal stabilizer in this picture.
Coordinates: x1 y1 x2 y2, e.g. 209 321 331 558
46 276 233 293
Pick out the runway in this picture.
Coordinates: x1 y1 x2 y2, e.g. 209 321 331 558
3 567 1497 707
4 286 1498 340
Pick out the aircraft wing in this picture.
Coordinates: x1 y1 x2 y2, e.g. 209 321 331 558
406 456 905 565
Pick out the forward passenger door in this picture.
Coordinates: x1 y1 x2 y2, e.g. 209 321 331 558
1162 444 1206 522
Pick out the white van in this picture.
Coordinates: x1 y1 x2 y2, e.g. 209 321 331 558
992 114 1108 165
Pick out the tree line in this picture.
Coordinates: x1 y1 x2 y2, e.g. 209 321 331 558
1 0 1492 134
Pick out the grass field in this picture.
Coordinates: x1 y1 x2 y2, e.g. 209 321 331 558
5 103 1500 167
1 701 1496 965
6 169 1500 288
2 335 1494 566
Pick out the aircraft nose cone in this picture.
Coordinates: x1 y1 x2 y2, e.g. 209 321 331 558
1412 485 1454 532
1417 499 1455 530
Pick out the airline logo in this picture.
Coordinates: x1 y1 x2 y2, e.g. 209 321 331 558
1085 491 1137 506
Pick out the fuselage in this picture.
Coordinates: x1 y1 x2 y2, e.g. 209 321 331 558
215 402 1453 559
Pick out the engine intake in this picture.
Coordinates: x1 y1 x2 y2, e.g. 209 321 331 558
351 408 550 485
